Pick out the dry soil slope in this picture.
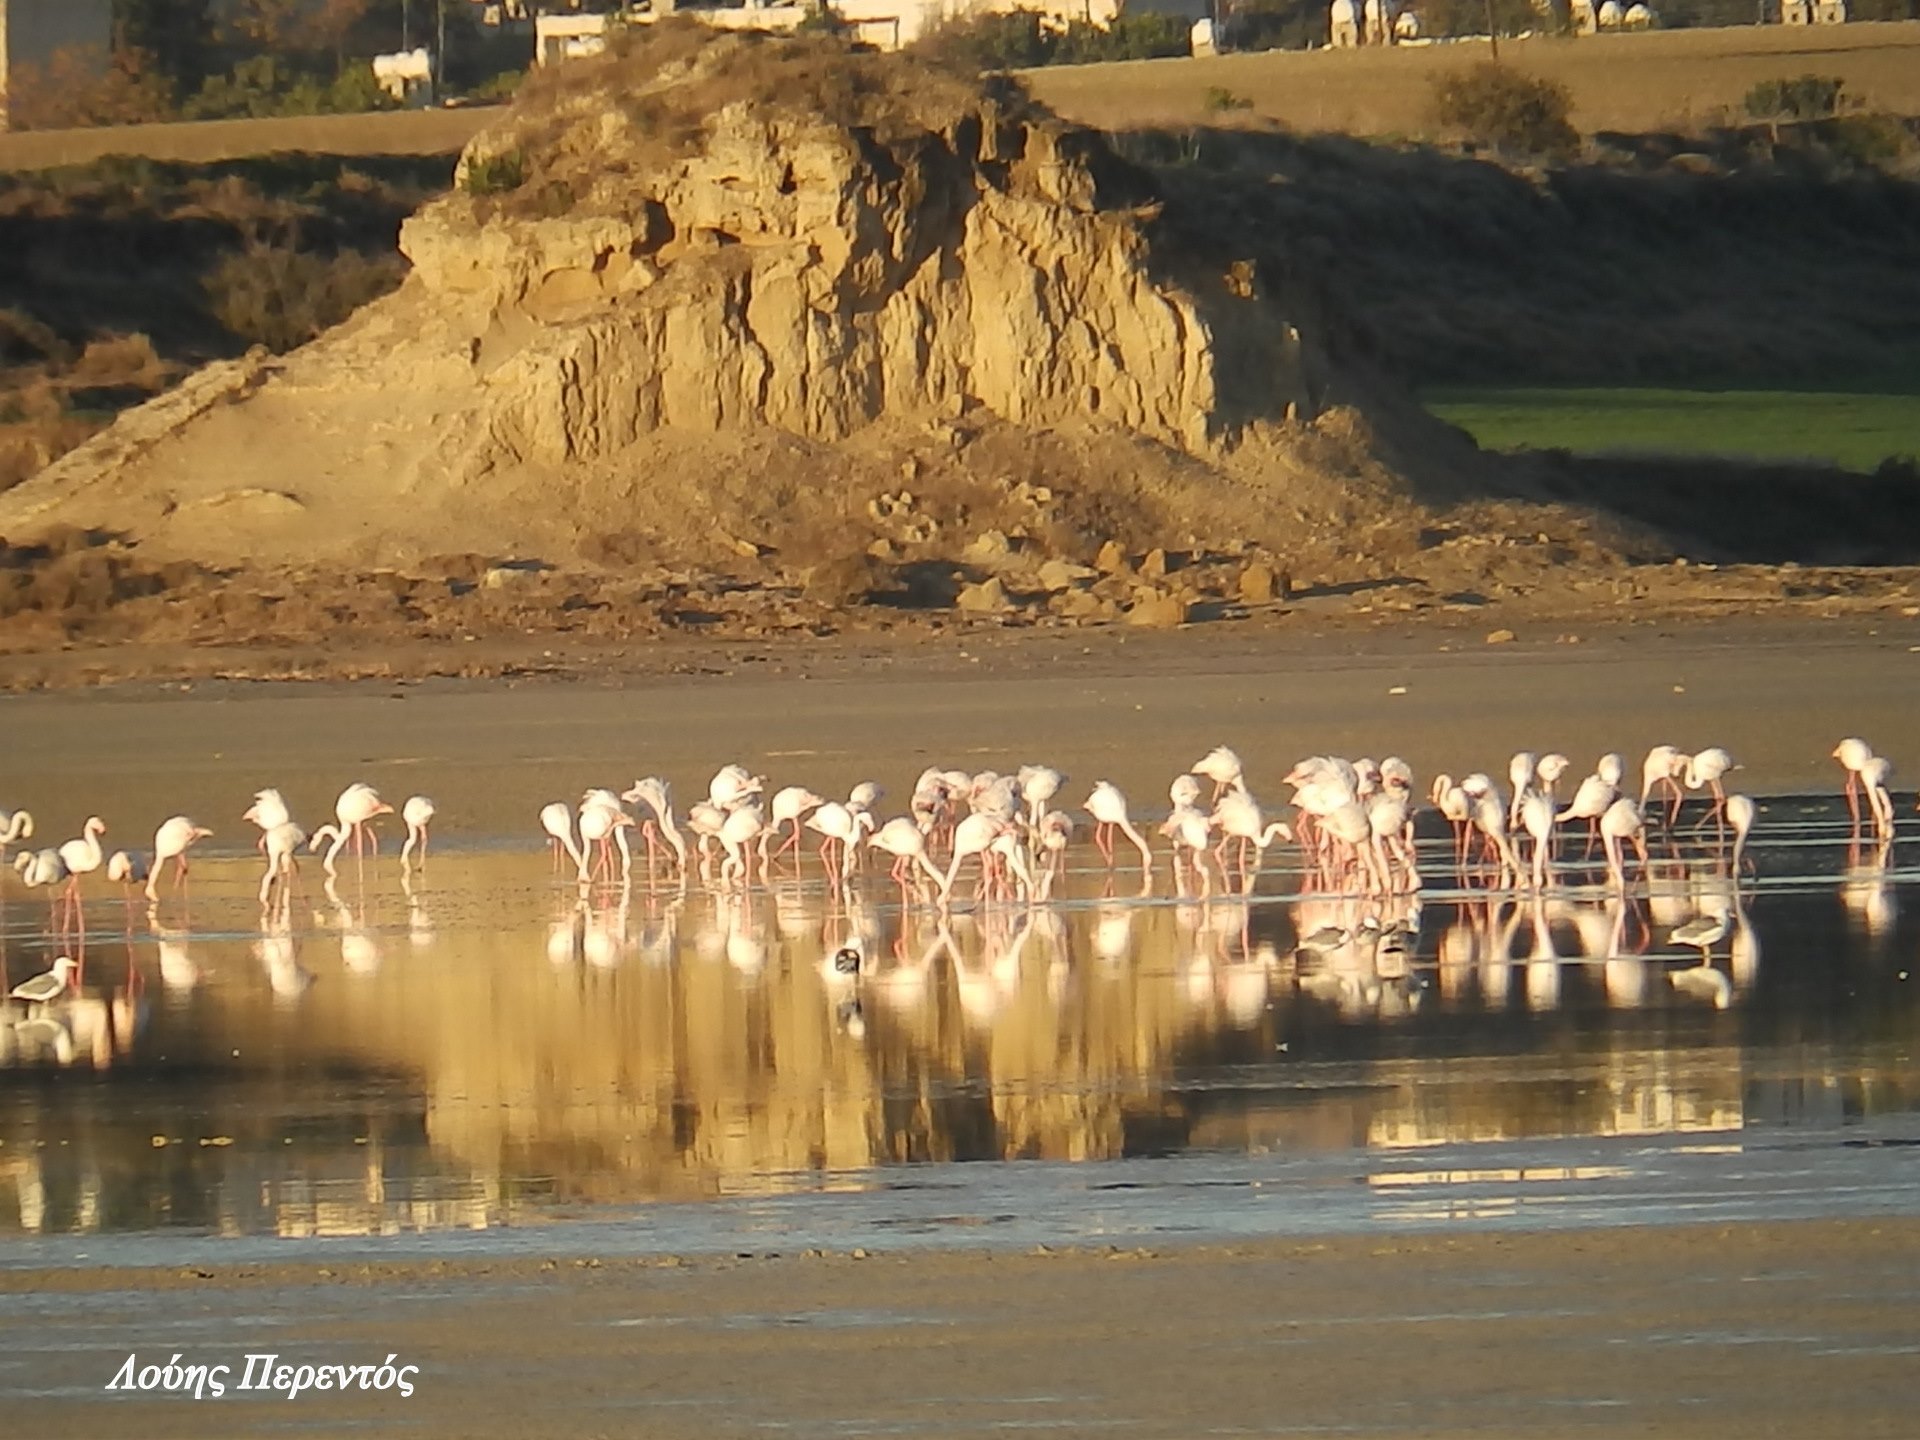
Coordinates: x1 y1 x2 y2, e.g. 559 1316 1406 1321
0 26 1534 589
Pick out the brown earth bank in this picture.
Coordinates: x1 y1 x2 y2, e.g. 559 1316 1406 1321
2 26 1918 667
4 1218 1918 1438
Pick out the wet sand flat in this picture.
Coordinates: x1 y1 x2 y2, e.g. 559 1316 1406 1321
0 619 1916 839
5 1220 1918 1438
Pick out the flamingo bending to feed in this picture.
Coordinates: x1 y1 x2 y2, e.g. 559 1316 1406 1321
333 784 392 860
1639 746 1688 825
806 801 870 884
1212 790 1291 881
1599 798 1648 889
1833 737 1876 825
578 798 635 882
1085 782 1153 874
763 786 825 860
1859 757 1896 840
1726 794 1757 873
147 817 212 900
621 778 689 878
400 796 435 868
308 823 350 878
868 817 951 896
260 821 307 903
1684 747 1737 827
943 812 1018 900
1557 770 1616 859
1507 752 1538 826
540 802 587 876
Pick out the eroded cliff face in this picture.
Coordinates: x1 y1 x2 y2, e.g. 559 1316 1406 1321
398 34 1315 467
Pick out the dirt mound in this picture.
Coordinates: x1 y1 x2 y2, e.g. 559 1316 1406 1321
0 26 1715 662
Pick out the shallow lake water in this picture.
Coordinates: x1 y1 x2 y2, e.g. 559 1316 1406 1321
1 796 1916 1265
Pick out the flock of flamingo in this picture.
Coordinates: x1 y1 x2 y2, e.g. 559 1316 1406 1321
0 733 1901 1010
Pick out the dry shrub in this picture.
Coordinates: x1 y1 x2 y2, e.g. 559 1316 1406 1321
67 334 170 391
1429 63 1579 159
204 244 407 351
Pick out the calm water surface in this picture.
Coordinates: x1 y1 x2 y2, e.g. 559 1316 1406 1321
1 796 1916 1262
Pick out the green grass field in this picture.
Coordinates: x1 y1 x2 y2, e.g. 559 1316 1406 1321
1423 384 1920 474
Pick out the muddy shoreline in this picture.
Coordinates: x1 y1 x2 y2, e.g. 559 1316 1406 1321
5 1220 1917 1437
0 614 1913 841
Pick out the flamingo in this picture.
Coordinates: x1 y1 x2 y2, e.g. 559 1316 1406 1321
708 765 764 811
307 823 350 878
716 803 766 888
14 849 69 930
764 786 825 859
1507 751 1538 826
1557 769 1616 859
806 801 868 884
1162 804 1216 896
846 780 884 817
943 812 1017 899
540 802 587 876
243 789 290 852
333 784 391 861
1598 798 1648 889
1519 790 1556 890
56 816 106 922
1684 747 1737 827
1085 782 1152 873
1017 765 1064 833
400 796 435 868
1726 794 1757 873
260 821 307 903
1639 745 1688 825
621 778 689 878
868 816 950 896
1860 756 1895 840
147 817 212 901
1212 790 1291 881
1430 774 1472 866
1033 810 1073 900
579 800 634 883
1193 747 1246 799
0 807 33 859
1170 773 1203 811
1833 737 1876 825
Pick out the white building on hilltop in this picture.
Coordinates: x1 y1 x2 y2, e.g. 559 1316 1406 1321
0 0 112 130
537 0 1210 60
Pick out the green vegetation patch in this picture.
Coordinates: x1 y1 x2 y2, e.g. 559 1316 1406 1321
1424 384 1920 473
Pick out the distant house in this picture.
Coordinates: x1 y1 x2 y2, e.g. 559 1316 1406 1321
535 0 1211 60
0 0 113 130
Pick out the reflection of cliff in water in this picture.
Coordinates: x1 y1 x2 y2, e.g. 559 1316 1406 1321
1 850 1918 1239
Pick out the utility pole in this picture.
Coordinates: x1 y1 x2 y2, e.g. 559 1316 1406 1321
403 0 412 50
1486 0 1500 57
435 0 447 97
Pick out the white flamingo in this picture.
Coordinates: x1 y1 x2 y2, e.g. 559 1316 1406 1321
400 795 435 868
147 817 212 901
1085 782 1152 873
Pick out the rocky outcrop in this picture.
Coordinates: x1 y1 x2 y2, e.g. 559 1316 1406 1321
398 31 1317 467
